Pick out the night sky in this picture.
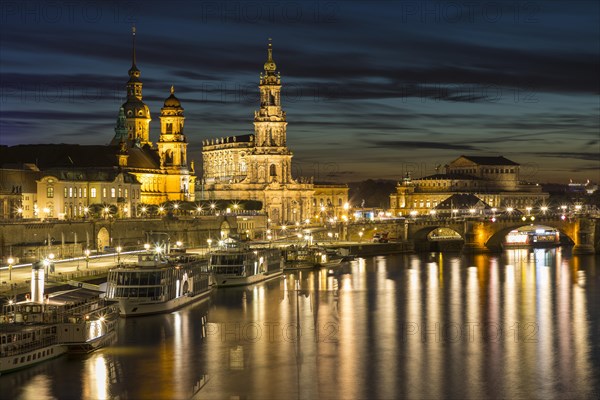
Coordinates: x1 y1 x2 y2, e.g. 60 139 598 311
1 1 598 183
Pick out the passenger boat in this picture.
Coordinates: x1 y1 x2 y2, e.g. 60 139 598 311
105 251 212 317
209 240 283 287
283 245 344 269
283 246 318 270
503 228 561 248
0 263 118 375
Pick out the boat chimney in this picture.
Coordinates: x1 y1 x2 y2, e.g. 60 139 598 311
31 261 45 303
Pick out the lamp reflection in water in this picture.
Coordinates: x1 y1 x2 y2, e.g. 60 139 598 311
84 354 110 400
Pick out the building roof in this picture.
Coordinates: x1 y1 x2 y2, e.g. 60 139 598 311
458 155 519 166
0 144 160 171
416 173 482 180
1 144 116 168
435 193 491 210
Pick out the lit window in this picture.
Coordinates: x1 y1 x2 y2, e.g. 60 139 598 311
64 188 68 198
111 188 116 198
102 188 107 198
90 188 96 198
48 187 54 198
125 188 128 198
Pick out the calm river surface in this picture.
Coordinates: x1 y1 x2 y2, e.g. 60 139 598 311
2 247 599 399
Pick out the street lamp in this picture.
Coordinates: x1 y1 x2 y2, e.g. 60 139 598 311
207 238 212 250
84 249 90 269
116 246 122 264
144 243 150 251
7 256 14 281
358 231 363 242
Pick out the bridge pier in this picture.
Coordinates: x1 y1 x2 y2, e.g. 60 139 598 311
572 218 596 255
461 221 489 254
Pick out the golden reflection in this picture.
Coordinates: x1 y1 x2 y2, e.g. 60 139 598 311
20 375 56 400
466 263 482 398
425 261 441 399
536 262 554 398
405 266 422 395
84 354 109 400
572 267 592 397
503 260 518 399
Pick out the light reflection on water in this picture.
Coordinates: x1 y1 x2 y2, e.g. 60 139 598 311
1 247 599 399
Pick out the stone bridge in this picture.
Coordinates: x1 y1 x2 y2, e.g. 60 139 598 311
405 216 598 254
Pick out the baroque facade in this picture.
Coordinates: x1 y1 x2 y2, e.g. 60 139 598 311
389 155 549 216
201 41 347 224
0 30 196 218
110 28 196 205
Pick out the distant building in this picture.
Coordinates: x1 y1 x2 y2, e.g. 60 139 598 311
568 179 598 194
389 155 549 216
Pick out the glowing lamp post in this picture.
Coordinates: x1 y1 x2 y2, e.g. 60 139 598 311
358 231 363 242
207 238 212 251
116 246 122 264
7 257 14 281
84 249 91 269
144 243 150 251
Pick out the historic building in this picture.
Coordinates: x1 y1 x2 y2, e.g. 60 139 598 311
0 29 196 218
109 28 196 205
200 41 348 224
389 155 549 216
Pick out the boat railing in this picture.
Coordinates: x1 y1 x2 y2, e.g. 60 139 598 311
0 335 57 357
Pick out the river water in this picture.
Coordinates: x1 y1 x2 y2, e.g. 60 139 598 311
2 247 599 399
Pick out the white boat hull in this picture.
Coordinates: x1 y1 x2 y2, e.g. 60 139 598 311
0 344 67 376
214 270 283 287
116 289 212 317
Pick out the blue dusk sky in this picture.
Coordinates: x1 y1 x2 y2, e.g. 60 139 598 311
0 1 598 183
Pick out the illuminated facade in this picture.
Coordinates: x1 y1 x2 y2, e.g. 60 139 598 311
390 155 549 215
110 28 196 205
201 41 347 224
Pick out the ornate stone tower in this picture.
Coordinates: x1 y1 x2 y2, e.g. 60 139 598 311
252 39 293 183
158 86 187 169
157 86 195 201
121 27 151 146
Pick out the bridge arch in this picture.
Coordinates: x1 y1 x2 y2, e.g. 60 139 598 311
485 224 575 250
97 227 110 250
412 225 464 252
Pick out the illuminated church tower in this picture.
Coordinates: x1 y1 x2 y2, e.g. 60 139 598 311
157 86 194 200
252 39 293 183
121 27 151 146
201 40 315 224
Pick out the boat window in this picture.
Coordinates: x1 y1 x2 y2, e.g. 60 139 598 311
212 255 244 265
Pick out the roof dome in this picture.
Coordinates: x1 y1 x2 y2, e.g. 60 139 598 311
163 86 182 108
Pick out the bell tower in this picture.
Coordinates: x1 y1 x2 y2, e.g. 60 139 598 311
253 39 292 183
158 86 187 169
121 26 152 146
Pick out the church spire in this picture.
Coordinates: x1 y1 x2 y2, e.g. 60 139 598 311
132 25 136 66
121 27 151 146
263 38 277 74
128 25 140 80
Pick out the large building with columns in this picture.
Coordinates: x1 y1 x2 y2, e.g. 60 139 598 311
389 155 548 216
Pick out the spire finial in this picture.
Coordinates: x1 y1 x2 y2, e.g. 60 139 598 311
170 85 174 94
267 38 273 61
132 25 136 65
